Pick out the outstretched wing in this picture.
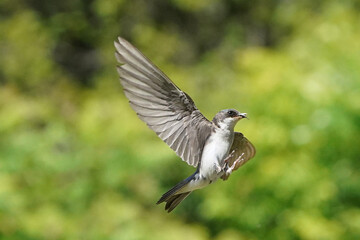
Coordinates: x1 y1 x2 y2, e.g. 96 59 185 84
221 132 256 180
115 37 212 167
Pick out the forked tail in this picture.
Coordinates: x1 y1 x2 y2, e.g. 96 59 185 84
156 172 197 212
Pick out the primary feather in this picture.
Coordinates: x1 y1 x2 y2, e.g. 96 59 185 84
115 37 212 167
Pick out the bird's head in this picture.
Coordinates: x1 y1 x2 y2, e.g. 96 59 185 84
212 109 247 130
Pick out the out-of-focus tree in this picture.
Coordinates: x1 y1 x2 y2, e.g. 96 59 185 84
0 0 359 239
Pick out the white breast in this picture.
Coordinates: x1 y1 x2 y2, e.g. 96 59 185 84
199 128 234 180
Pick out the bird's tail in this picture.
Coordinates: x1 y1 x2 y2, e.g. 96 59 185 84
156 172 197 212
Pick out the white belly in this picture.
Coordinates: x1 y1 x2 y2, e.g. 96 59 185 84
177 129 235 193
199 130 234 180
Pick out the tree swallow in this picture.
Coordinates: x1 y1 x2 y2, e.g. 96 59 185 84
114 37 256 212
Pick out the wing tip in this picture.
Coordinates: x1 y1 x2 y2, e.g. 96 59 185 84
115 36 134 53
117 36 127 44
115 36 127 45
114 39 121 51
114 36 131 54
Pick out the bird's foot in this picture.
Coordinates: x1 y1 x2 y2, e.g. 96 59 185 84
215 150 236 174
213 162 223 174
227 153 245 173
221 153 245 180
224 150 236 165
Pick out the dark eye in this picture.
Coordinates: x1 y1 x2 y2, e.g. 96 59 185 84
227 110 235 116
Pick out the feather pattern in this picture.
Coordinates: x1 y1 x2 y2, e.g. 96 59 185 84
221 132 256 180
115 37 212 167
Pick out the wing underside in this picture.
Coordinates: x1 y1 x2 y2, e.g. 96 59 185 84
221 132 256 180
115 37 212 167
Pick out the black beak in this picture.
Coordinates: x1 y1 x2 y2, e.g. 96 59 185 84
239 113 248 119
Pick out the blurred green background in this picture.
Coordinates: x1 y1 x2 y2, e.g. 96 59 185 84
0 0 359 239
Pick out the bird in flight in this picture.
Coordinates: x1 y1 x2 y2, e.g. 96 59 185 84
114 37 256 212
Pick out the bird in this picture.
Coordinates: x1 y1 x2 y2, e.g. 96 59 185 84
114 37 256 212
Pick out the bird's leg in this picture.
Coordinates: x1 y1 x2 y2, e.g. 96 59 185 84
215 150 236 175
213 162 223 174
216 150 236 178
221 153 245 180
226 153 245 174
222 150 236 169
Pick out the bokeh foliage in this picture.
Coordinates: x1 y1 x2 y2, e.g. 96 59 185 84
0 0 359 239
